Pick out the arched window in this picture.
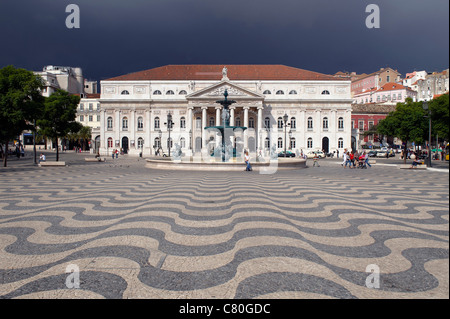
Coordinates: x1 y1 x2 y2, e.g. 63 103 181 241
276 90 284 95
137 137 144 148
122 117 128 130
235 117 241 127
307 117 313 130
179 90 187 95
277 117 283 129
321 90 330 95
180 137 186 148
167 137 173 149
154 117 160 129
307 138 313 149
107 137 113 148
107 117 113 130
121 90 130 95
338 138 344 149
196 117 201 129
209 117 215 127
278 137 283 149
180 117 186 129
338 117 344 130
154 137 161 148
323 117 328 130
265 137 270 149
264 117 270 129
290 138 296 149
166 90 174 95
137 117 144 130
263 90 271 95
289 90 297 95
153 90 162 95
290 117 296 129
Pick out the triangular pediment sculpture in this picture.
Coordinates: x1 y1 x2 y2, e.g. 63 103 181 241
186 80 264 100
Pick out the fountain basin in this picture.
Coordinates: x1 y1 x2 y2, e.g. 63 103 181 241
145 157 307 171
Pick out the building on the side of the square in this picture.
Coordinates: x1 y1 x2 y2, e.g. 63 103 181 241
402 71 427 90
351 103 399 151
352 82 417 105
74 93 101 152
34 65 85 97
416 69 449 101
98 65 353 157
351 67 402 97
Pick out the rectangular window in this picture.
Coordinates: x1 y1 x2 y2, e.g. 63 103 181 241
89 103 93 111
97 115 100 121
89 115 93 122
359 121 364 130
80 115 84 122
368 121 374 130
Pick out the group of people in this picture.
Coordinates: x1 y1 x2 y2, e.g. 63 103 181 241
111 149 120 159
341 149 371 169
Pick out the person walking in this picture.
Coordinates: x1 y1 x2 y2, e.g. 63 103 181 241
244 150 252 171
342 150 347 167
364 151 371 168
313 152 320 167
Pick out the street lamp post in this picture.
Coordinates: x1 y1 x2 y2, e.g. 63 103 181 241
283 113 289 156
189 129 192 151
158 129 162 156
423 100 432 168
165 113 173 157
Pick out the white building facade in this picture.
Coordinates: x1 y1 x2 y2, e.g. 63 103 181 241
98 65 353 157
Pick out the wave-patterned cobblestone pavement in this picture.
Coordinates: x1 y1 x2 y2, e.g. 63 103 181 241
0 159 448 299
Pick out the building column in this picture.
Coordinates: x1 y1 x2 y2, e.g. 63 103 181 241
100 110 106 155
257 106 263 150
202 106 207 148
130 110 136 153
215 106 221 126
146 109 151 155
115 109 120 149
186 106 193 156
229 107 235 126
243 106 249 149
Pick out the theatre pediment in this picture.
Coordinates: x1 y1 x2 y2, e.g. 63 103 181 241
186 81 264 100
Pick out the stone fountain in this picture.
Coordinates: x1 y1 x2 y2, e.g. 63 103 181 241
204 89 247 162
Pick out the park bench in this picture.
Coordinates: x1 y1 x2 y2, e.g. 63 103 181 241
39 161 66 167
85 157 106 162
399 163 427 170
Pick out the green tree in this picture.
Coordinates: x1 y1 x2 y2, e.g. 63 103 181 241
37 89 81 161
78 125 92 151
377 98 428 163
0 65 45 167
429 93 449 142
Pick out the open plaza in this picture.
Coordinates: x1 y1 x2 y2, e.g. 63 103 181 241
0 150 448 299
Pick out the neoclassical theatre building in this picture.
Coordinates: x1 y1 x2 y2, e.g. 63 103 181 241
98 65 353 157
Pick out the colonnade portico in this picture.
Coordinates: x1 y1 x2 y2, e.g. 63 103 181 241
187 102 263 154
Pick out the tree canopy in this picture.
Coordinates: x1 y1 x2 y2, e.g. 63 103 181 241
37 89 81 161
429 93 449 141
0 65 45 167
376 98 428 162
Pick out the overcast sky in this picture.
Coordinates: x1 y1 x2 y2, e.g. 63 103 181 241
0 0 448 81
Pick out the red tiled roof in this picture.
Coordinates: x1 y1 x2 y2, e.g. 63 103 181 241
104 65 344 81
378 82 408 91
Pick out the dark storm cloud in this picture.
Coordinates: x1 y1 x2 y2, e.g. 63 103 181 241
0 0 448 81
